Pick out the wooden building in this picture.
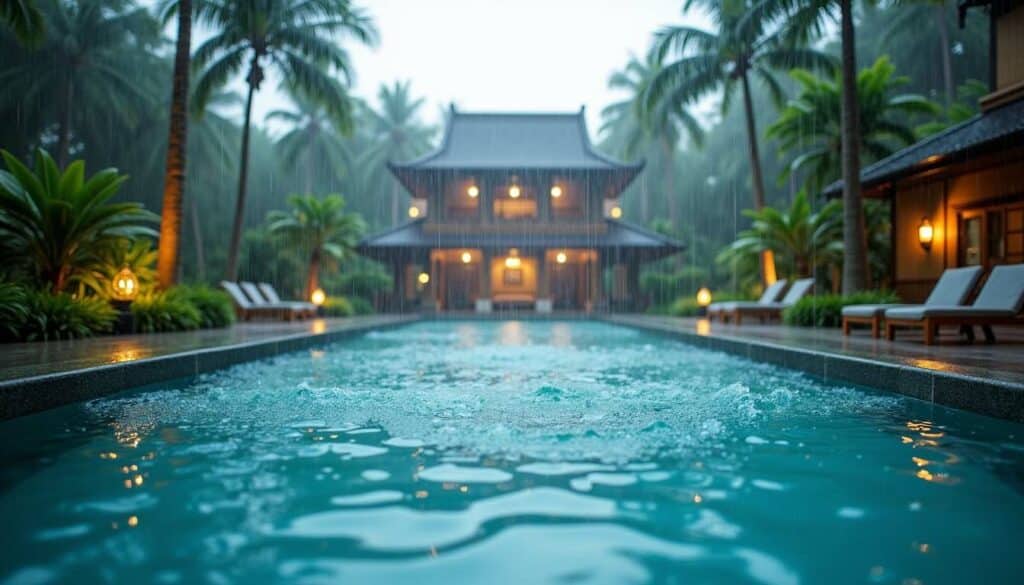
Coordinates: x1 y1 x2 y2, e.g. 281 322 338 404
824 0 1024 301
358 108 683 312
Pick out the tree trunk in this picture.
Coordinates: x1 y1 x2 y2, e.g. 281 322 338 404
935 2 955 107
661 136 678 226
739 70 777 286
391 180 399 225
304 123 318 194
225 57 260 282
190 196 206 281
156 0 192 289
56 77 73 168
840 0 868 294
306 249 321 300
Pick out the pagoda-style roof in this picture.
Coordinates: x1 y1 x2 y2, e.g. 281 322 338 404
358 218 683 261
388 107 644 198
821 97 1024 198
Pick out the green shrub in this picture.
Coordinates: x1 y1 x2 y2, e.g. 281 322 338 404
168 285 235 328
131 292 201 333
0 283 28 340
19 290 116 341
640 272 687 306
348 296 374 315
322 296 354 317
335 269 392 301
783 291 900 328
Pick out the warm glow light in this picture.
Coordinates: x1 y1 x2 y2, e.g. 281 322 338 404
467 185 479 198
918 218 933 250
418 272 430 285
461 251 472 264
696 287 712 307
610 206 622 219
550 185 562 198
509 185 521 198
112 266 139 301
310 288 326 306
556 251 567 264
505 256 521 268
408 206 420 218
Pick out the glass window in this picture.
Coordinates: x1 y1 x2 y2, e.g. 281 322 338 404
961 215 982 266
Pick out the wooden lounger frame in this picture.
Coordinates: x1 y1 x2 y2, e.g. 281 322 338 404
719 306 784 326
842 314 883 338
885 315 1022 345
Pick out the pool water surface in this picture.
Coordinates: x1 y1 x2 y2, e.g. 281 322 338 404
1 320 1023 584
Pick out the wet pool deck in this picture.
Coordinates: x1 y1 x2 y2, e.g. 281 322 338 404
0 315 419 420
604 314 1024 422
1 312 1021 422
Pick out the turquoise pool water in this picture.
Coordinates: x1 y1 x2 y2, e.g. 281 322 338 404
1 320 1023 584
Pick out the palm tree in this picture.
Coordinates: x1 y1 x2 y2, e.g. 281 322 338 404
780 0 867 293
156 0 193 289
190 0 377 281
267 92 352 194
0 0 164 167
716 190 843 285
767 56 940 193
363 81 436 225
601 53 703 224
1 0 44 44
0 149 158 292
644 0 834 286
267 194 365 298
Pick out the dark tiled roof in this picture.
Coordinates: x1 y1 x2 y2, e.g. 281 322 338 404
391 107 641 171
358 219 684 259
822 97 1024 197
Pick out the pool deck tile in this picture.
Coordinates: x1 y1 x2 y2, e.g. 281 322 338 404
0 315 418 420
603 314 1024 422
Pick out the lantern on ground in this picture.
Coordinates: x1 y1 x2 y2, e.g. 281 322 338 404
311 288 326 306
110 266 139 334
696 287 712 317
918 218 934 251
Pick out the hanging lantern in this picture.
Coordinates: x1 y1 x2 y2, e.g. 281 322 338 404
112 266 139 301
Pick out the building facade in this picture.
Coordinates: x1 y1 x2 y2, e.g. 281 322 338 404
359 108 683 312
824 0 1024 302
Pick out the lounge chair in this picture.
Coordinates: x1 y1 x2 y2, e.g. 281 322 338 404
719 278 815 325
841 266 983 338
707 279 788 320
220 281 303 321
256 282 318 314
239 281 316 318
885 264 1024 345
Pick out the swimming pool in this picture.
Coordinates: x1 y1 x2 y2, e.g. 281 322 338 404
1 320 1022 584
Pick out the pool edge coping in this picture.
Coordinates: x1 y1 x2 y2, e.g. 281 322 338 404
600 314 1024 423
0 315 420 421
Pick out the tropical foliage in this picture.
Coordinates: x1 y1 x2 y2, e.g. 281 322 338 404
783 290 899 327
0 150 157 292
767 57 939 193
267 193 365 298
1 0 44 44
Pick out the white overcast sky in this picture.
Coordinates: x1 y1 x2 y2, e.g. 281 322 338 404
239 0 709 139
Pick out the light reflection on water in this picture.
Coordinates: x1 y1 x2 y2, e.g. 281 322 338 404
0 320 1023 584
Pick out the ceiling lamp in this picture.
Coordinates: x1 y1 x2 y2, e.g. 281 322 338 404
556 251 567 264
461 251 472 264
509 185 521 199
467 185 479 198
550 185 562 198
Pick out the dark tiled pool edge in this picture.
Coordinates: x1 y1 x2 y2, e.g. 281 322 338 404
0 315 420 421
601 315 1024 423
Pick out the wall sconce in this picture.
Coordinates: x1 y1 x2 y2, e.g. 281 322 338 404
550 185 562 198
610 206 622 219
509 185 521 199
505 248 521 268
408 205 420 218
461 251 472 264
417 272 430 285
918 217 933 251
467 185 479 198
555 251 567 264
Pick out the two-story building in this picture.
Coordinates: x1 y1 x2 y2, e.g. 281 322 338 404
823 0 1024 301
358 107 683 312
